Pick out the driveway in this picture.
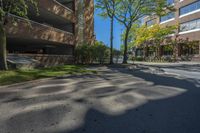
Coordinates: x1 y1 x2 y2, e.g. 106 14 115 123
0 66 200 133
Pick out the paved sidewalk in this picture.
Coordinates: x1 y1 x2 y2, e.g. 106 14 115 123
133 61 200 66
0 66 200 133
132 62 200 79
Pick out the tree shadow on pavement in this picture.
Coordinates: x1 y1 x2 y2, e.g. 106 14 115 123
1 66 200 133
63 67 200 133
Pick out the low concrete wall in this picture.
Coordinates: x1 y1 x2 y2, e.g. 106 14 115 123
9 54 74 68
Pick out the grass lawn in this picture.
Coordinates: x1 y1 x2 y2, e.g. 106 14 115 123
0 65 97 86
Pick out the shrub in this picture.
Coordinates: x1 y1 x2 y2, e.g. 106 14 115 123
75 41 110 64
74 43 92 64
133 56 144 61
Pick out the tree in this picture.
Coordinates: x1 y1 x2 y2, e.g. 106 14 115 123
122 23 140 48
0 0 38 70
135 25 152 47
149 24 177 58
113 0 175 63
134 25 153 58
96 0 115 64
135 24 177 58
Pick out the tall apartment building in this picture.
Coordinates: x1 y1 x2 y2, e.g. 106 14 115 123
141 0 200 61
4 0 94 64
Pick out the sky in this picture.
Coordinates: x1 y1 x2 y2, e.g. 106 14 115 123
94 9 123 50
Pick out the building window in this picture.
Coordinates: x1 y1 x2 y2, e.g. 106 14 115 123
181 43 199 55
160 12 175 23
146 19 156 26
180 19 200 32
180 1 200 16
167 0 174 5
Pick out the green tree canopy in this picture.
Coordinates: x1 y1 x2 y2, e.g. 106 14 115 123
134 24 178 58
0 0 38 19
135 24 178 47
111 0 175 63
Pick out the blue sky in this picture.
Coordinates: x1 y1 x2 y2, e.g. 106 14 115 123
94 9 123 50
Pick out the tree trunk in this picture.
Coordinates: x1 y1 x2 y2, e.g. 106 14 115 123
0 23 8 70
110 17 114 64
155 43 161 60
143 45 148 58
123 28 130 64
158 46 162 58
173 43 177 61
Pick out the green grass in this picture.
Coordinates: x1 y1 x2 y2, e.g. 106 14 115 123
0 65 97 86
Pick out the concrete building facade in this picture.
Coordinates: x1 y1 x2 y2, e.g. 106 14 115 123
139 0 200 61
4 0 94 65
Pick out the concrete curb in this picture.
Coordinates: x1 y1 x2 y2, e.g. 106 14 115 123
0 77 54 89
0 72 98 89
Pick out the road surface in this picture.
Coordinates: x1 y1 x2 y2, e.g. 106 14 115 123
0 66 200 133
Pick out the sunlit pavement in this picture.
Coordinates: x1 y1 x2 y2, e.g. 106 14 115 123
133 62 200 79
0 66 200 133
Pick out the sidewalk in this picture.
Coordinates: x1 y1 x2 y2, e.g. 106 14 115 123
133 61 200 66
131 61 200 79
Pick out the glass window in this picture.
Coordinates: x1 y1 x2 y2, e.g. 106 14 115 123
167 0 174 5
180 19 200 32
160 12 175 23
180 23 187 31
190 20 197 30
146 19 156 26
197 19 200 28
180 1 200 16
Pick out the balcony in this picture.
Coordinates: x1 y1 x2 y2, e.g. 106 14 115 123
55 0 75 11
38 0 75 23
5 14 75 45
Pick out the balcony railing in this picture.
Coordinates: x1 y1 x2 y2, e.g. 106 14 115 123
54 0 74 12
39 0 76 23
6 14 75 45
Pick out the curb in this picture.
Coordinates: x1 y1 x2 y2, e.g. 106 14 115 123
0 77 54 89
0 72 99 89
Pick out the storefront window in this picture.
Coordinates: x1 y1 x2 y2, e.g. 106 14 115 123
181 43 199 55
163 45 173 56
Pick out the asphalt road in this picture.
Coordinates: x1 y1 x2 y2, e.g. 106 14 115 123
0 66 200 133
